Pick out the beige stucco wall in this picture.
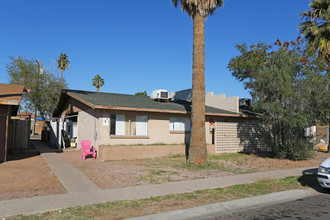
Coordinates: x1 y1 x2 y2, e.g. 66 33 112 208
96 110 214 149
77 108 98 149
99 144 216 161
205 92 239 113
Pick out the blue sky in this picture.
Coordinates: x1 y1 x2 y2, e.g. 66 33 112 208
0 0 310 99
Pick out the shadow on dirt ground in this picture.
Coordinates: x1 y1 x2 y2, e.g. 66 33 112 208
6 139 40 162
30 140 65 153
5 139 65 162
6 152 40 162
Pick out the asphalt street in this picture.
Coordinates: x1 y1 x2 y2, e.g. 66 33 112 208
200 193 330 220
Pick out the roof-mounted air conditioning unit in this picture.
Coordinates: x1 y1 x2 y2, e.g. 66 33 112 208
239 98 251 108
150 89 169 99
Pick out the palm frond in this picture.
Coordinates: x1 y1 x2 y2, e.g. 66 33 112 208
298 0 330 59
57 53 70 71
171 0 224 18
92 74 105 91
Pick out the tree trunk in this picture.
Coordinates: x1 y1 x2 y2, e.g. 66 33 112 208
33 61 40 136
32 108 37 136
61 69 64 81
327 62 330 152
188 13 207 163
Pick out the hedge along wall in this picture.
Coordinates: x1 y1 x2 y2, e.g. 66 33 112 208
98 144 215 161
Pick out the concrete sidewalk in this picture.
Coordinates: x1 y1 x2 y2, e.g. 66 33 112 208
33 141 100 193
0 141 318 218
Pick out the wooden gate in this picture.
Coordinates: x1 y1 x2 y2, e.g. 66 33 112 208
8 116 31 151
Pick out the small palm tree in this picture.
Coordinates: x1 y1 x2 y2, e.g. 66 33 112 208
171 0 224 163
92 74 104 92
299 0 330 74
57 53 70 80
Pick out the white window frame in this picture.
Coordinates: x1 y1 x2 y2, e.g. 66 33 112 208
135 115 148 136
115 114 125 135
110 114 149 136
169 117 191 132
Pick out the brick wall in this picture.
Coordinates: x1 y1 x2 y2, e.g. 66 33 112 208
215 121 266 153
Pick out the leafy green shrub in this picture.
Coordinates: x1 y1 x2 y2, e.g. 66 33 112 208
265 126 314 161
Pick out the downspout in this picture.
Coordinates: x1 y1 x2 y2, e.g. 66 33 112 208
4 110 10 162
94 108 98 149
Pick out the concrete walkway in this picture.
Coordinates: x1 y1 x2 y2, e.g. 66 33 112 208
33 141 101 193
0 141 318 218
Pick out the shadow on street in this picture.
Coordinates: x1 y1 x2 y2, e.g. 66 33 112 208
298 168 330 194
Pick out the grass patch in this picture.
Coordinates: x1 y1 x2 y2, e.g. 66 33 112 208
8 175 315 220
135 156 258 175
78 166 87 172
172 160 256 174
136 157 184 169
208 153 247 160
177 161 227 171
137 169 179 184
167 154 185 158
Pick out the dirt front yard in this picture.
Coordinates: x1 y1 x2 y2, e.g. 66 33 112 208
0 152 66 200
1 149 329 201
60 150 330 190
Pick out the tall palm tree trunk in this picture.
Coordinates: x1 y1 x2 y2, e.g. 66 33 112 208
189 13 207 163
327 61 330 152
61 70 64 81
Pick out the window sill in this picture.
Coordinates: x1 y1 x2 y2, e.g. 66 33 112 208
170 131 191 134
110 135 150 139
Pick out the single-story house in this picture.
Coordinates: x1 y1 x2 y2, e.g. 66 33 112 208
51 89 265 159
0 83 25 163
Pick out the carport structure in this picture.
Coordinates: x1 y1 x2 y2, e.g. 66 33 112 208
0 83 25 163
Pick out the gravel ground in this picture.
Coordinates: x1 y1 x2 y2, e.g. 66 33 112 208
1 148 328 200
0 152 67 200
60 150 330 189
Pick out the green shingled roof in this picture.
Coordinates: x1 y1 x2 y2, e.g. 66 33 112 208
65 90 241 115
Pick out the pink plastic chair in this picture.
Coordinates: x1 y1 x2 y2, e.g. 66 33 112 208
81 140 96 160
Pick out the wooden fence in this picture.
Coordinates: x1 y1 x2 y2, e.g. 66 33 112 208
7 116 31 151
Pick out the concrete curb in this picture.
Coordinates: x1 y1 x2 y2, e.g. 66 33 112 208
128 189 317 220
